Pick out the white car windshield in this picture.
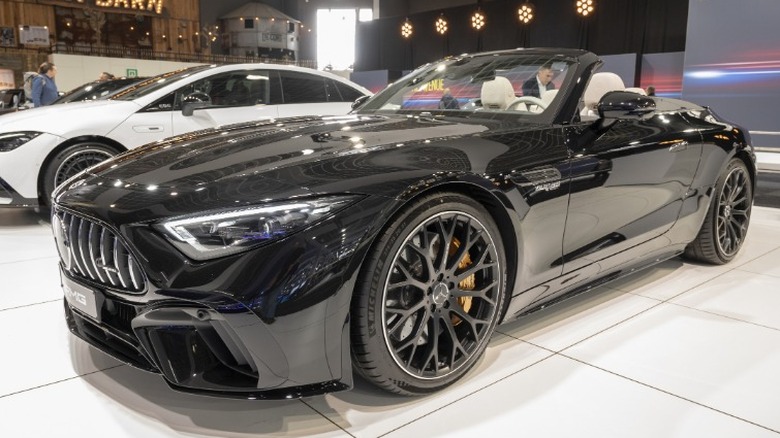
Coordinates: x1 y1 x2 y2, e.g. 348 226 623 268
110 65 214 101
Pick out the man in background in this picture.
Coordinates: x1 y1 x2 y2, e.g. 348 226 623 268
31 62 58 107
522 63 555 98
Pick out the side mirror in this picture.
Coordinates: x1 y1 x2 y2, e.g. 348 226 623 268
351 95 370 111
181 91 212 116
597 91 655 120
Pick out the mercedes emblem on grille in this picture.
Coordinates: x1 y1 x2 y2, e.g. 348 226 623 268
95 258 119 274
52 214 73 271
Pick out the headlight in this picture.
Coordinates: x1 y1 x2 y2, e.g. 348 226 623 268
0 132 42 152
154 195 362 260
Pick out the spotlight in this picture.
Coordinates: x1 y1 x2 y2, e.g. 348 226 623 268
435 16 448 35
576 0 595 16
518 3 535 24
401 19 413 38
471 11 485 30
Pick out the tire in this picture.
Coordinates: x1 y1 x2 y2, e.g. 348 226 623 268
685 158 753 264
351 192 507 395
41 142 117 206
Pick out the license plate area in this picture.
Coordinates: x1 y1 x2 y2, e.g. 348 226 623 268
61 272 103 322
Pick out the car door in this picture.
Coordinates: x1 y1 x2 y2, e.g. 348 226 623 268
171 69 279 136
560 112 702 275
106 93 174 148
275 70 355 117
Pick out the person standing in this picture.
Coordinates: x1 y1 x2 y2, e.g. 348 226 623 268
439 88 460 109
31 62 59 107
522 63 556 98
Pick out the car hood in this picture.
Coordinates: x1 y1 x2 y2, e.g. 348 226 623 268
0 99 140 136
55 114 539 223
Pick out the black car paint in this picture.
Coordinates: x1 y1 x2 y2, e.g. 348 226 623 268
52 49 755 399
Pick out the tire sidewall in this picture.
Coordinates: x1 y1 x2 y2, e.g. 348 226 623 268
708 159 752 263
356 193 506 394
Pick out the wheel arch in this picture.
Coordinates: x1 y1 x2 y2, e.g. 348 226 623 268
360 179 520 322
37 135 126 202
734 149 757 190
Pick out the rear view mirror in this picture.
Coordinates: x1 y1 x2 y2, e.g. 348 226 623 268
597 91 655 120
351 95 370 110
182 91 212 116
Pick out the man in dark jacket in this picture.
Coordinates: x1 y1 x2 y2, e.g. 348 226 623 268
521 63 555 98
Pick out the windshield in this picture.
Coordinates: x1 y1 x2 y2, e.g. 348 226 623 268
358 53 576 118
54 78 143 104
110 64 215 101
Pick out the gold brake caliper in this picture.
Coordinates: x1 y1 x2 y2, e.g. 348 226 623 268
449 238 474 325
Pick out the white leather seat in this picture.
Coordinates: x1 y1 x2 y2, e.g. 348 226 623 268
541 88 558 106
481 76 517 111
624 87 647 95
582 72 625 116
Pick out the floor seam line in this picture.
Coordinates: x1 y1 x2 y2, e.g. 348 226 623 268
299 398 357 438
0 298 62 313
559 353 780 435
0 364 124 399
377 349 557 437
665 300 780 333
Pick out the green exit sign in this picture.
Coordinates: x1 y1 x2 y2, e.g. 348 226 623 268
126 68 138 78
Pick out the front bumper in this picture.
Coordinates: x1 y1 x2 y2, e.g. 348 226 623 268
62 270 353 399
0 176 37 207
0 132 64 207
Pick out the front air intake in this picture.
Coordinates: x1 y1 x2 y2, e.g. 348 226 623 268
53 209 145 293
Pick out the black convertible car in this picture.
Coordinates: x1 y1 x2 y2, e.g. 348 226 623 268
51 48 754 399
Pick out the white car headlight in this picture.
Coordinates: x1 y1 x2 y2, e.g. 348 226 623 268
0 132 42 152
154 195 361 260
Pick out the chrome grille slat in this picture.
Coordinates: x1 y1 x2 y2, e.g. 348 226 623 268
99 228 119 286
128 254 141 290
113 236 129 289
88 223 106 283
54 209 144 293
68 214 87 276
78 220 98 281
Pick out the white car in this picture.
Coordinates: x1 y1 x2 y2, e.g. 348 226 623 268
0 63 370 208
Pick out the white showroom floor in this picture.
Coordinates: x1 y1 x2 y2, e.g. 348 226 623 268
0 206 779 438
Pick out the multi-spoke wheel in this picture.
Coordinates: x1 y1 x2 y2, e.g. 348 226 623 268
351 193 506 395
685 158 753 264
42 142 117 206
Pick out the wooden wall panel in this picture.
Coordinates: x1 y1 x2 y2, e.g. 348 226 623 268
0 3 56 33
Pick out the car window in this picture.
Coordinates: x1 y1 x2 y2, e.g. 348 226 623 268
333 80 365 102
269 71 283 104
278 71 328 104
111 65 213 101
174 70 271 109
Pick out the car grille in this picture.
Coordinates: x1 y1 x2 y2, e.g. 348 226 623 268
53 209 145 293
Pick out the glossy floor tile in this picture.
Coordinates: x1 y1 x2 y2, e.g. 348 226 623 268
1 206 779 437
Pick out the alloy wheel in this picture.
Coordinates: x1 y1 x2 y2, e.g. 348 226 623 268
55 147 114 187
716 166 751 257
382 211 501 380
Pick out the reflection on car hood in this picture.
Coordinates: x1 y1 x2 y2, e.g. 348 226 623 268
56 114 538 223
0 99 140 135
90 114 493 184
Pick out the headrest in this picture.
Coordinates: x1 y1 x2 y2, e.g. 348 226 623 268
624 87 647 95
481 76 516 110
583 72 625 110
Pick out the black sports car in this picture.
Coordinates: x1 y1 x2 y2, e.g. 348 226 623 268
51 48 755 399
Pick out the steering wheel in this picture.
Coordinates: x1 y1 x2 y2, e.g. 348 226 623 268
507 96 547 112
